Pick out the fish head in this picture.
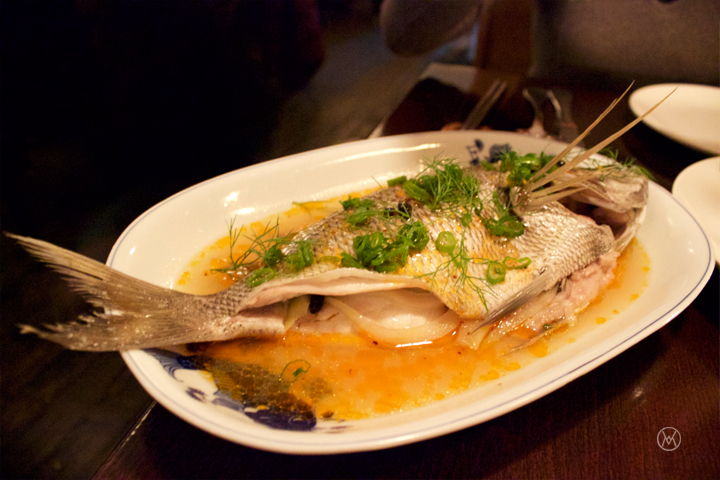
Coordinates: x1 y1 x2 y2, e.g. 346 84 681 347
560 163 649 252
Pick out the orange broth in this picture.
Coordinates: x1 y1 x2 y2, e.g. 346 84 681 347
174 196 649 421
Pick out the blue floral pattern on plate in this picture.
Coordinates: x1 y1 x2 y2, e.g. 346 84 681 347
146 349 349 432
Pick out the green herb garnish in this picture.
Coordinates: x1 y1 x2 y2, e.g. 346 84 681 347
402 179 432 204
483 256 532 285
479 192 525 238
340 198 375 210
408 159 483 213
434 231 457 254
263 245 284 267
245 267 277 288
593 149 655 181
280 359 311 384
340 252 364 269
342 222 429 274
285 240 315 272
397 221 430 250
503 256 531 269
214 217 291 274
482 214 524 238
345 206 378 226
387 175 407 187
498 151 554 187
485 261 506 285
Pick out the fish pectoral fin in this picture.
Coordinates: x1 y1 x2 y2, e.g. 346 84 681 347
473 268 554 331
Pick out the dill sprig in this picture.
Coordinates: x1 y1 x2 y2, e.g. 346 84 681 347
424 228 532 308
213 217 299 286
409 157 483 214
591 148 655 181
421 230 492 311
213 216 284 273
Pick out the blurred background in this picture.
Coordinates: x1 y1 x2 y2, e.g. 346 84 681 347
1 1 717 478
1 1 469 478
3 0 408 256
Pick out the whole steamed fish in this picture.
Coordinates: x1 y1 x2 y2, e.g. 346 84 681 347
10 89 669 351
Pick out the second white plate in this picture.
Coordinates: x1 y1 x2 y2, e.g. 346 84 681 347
629 83 720 154
673 157 720 265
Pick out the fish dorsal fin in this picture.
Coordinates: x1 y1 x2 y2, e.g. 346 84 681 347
514 84 675 209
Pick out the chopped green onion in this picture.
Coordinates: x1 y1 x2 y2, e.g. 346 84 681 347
498 151 554 187
373 261 401 273
402 179 432 204
482 215 524 238
345 207 377 226
543 323 553 330
245 267 277 288
279 359 311 384
340 198 374 210
503 256 531 269
298 241 314 267
485 261 506 285
397 221 429 250
435 231 457 254
285 240 314 272
387 175 407 187
341 222 428 274
340 252 363 269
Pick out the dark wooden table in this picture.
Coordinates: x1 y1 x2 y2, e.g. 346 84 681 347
2 32 717 476
88 74 719 479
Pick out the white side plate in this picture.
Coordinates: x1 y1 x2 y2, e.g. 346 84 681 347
673 157 720 265
629 83 720 154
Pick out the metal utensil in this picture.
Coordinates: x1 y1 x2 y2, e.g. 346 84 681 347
548 89 582 146
462 79 508 130
522 87 549 138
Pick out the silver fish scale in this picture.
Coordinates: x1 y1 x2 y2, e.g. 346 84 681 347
212 170 615 320
513 203 615 285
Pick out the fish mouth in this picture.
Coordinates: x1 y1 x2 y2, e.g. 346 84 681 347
561 197 645 244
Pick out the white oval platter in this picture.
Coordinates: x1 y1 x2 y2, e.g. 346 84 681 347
108 131 715 454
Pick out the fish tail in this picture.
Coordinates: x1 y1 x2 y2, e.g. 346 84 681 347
7 233 252 351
